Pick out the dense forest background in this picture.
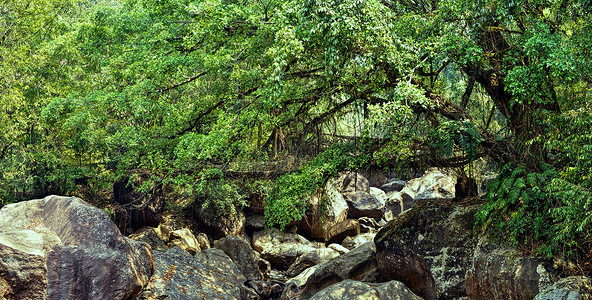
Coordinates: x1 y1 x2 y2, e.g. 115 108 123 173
2 0 592 266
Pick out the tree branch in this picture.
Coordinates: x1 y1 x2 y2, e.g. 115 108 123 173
157 71 208 93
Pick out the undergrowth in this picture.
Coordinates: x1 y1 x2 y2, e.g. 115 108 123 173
476 163 592 264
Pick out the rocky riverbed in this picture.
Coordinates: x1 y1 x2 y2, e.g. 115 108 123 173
1 169 591 299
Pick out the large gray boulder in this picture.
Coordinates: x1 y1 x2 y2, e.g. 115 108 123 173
281 242 380 300
0 195 154 300
309 279 422 300
400 168 456 205
299 179 349 241
135 247 257 300
375 200 481 300
214 235 269 280
342 191 384 220
195 203 245 240
251 228 313 253
261 243 336 271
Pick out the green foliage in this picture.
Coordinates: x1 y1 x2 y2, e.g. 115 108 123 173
264 141 374 229
476 164 556 254
547 178 592 253
432 120 483 161
196 178 247 215
477 162 592 258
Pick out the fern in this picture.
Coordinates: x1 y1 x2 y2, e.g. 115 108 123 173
431 120 483 161
478 162 592 258
476 164 556 252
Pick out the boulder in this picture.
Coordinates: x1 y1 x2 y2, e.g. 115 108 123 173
333 172 370 193
299 180 349 241
325 219 360 245
214 235 268 280
384 191 403 221
328 243 350 254
342 232 375 250
281 266 319 300
246 280 285 300
135 247 257 300
0 195 154 300
129 227 168 252
195 203 245 240
380 179 406 193
261 243 323 271
374 280 425 300
286 248 340 277
535 276 592 300
196 232 211 250
309 279 422 300
154 223 172 242
343 192 384 220
466 239 557 300
399 168 456 205
369 187 387 207
281 242 380 300
246 214 265 231
252 228 312 253
170 228 200 255
374 201 481 300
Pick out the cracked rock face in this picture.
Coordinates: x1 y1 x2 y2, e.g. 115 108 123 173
374 201 481 300
0 195 154 300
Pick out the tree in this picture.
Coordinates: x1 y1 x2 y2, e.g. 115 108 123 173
2 0 592 260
